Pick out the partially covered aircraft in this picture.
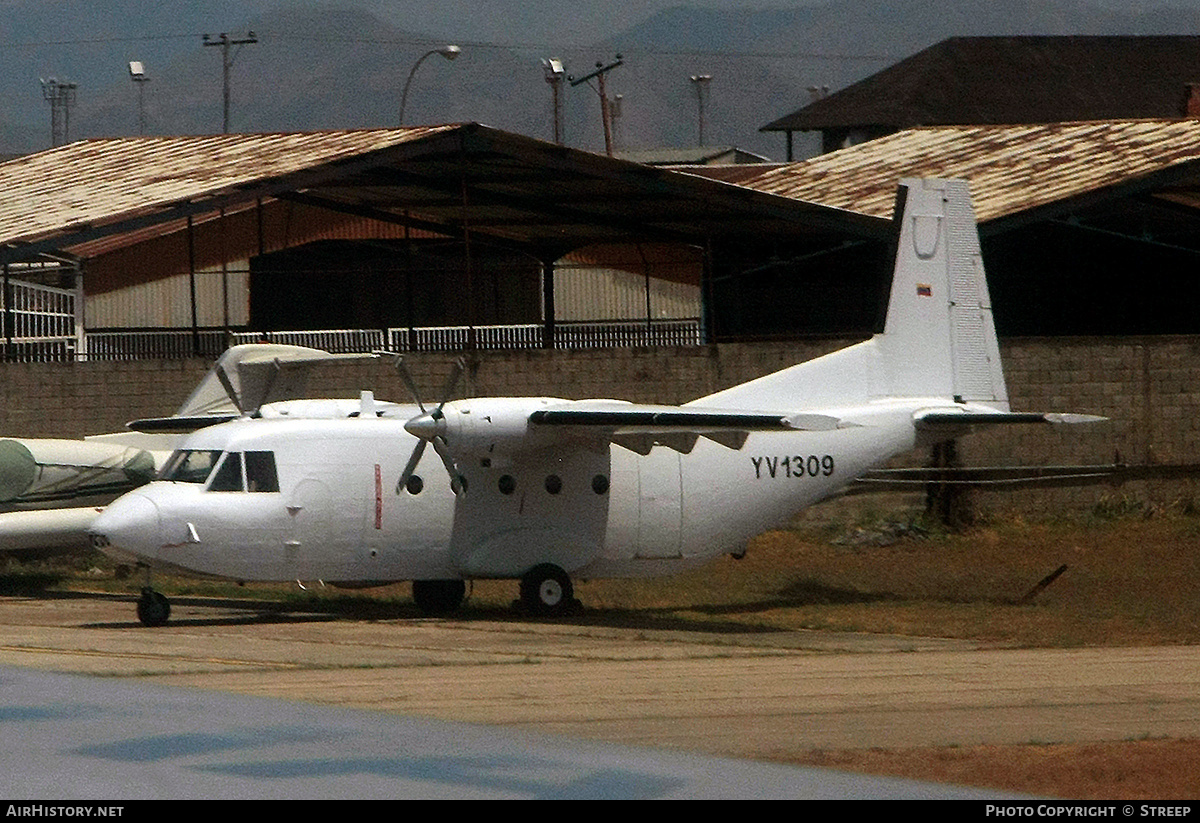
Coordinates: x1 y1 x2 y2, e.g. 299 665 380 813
0 344 380 554
88 179 1104 626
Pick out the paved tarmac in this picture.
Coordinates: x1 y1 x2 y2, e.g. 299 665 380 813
1 591 1197 798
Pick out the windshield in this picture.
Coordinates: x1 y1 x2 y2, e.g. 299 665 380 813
158 449 222 483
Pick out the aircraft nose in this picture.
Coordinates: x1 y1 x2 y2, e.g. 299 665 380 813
89 492 160 557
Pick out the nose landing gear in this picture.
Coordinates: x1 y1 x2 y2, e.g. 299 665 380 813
136 587 171 627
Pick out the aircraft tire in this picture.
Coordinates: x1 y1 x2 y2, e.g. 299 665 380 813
136 588 171 628
519 564 574 617
412 579 466 616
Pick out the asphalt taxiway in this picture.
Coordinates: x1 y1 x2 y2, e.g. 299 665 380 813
1 592 1198 798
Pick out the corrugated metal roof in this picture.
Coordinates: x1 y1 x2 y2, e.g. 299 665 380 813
0 124 886 265
704 120 1200 223
0 127 455 251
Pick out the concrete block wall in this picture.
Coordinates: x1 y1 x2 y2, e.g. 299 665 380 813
1 336 1195 517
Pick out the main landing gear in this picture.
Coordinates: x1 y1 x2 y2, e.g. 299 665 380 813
519 563 579 617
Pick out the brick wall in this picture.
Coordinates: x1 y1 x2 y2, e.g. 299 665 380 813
1 336 1191 516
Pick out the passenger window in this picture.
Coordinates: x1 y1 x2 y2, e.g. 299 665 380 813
207 452 244 492
245 451 279 492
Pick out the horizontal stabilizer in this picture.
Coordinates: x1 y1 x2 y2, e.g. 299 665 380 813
855 461 1200 492
916 410 1107 431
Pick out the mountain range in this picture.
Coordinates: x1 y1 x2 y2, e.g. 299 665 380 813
5 0 1200 160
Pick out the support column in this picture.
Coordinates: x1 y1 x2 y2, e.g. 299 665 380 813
541 257 556 350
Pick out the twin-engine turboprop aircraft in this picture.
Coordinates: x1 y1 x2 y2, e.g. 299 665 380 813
88 179 1103 626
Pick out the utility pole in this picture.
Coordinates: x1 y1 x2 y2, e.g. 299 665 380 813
203 32 258 133
569 55 623 157
40 78 77 147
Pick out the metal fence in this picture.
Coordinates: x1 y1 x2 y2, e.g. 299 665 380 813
1 277 79 362
26 318 704 362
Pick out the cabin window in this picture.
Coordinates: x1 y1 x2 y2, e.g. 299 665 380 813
160 449 222 484
207 452 244 492
245 451 280 492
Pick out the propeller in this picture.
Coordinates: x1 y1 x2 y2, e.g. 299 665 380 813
386 355 466 495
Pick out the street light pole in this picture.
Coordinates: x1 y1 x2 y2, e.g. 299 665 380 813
129 62 150 135
690 74 712 147
542 58 565 145
399 45 461 126
203 32 258 134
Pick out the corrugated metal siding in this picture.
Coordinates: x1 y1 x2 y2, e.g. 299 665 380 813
85 263 249 328
554 267 700 321
716 120 1200 222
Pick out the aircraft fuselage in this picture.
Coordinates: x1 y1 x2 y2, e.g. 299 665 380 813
90 397 929 585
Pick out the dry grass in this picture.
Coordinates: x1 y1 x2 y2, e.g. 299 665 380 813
571 508 1200 647
786 738 1200 799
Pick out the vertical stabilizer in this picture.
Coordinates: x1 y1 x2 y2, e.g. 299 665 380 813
691 178 1009 412
876 178 1008 408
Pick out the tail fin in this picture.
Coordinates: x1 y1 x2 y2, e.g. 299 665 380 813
693 178 1009 411
875 178 1008 408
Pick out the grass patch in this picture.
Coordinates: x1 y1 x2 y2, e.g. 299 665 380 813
8 503 1200 646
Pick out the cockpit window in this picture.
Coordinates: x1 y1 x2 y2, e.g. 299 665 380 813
159 449 222 483
245 451 279 492
207 452 243 492
198 450 280 493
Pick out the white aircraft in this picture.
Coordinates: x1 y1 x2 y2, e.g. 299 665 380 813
0 344 379 554
88 179 1103 627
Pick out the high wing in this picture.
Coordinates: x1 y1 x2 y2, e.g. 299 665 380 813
528 401 843 454
130 344 378 432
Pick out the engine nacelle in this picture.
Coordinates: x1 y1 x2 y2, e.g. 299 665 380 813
434 397 565 467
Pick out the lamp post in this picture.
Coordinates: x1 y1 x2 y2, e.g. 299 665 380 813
690 74 712 147
399 45 461 126
129 61 150 135
541 57 565 145
40 78 77 147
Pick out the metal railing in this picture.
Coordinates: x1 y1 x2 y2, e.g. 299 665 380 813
8 318 704 362
85 330 229 361
1 277 79 362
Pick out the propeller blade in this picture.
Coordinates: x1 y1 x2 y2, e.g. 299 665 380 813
215 366 245 415
431 435 464 495
396 438 427 494
431 357 465 419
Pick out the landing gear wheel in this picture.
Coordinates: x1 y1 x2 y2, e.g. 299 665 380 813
519 564 575 617
136 588 171 627
412 579 466 616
